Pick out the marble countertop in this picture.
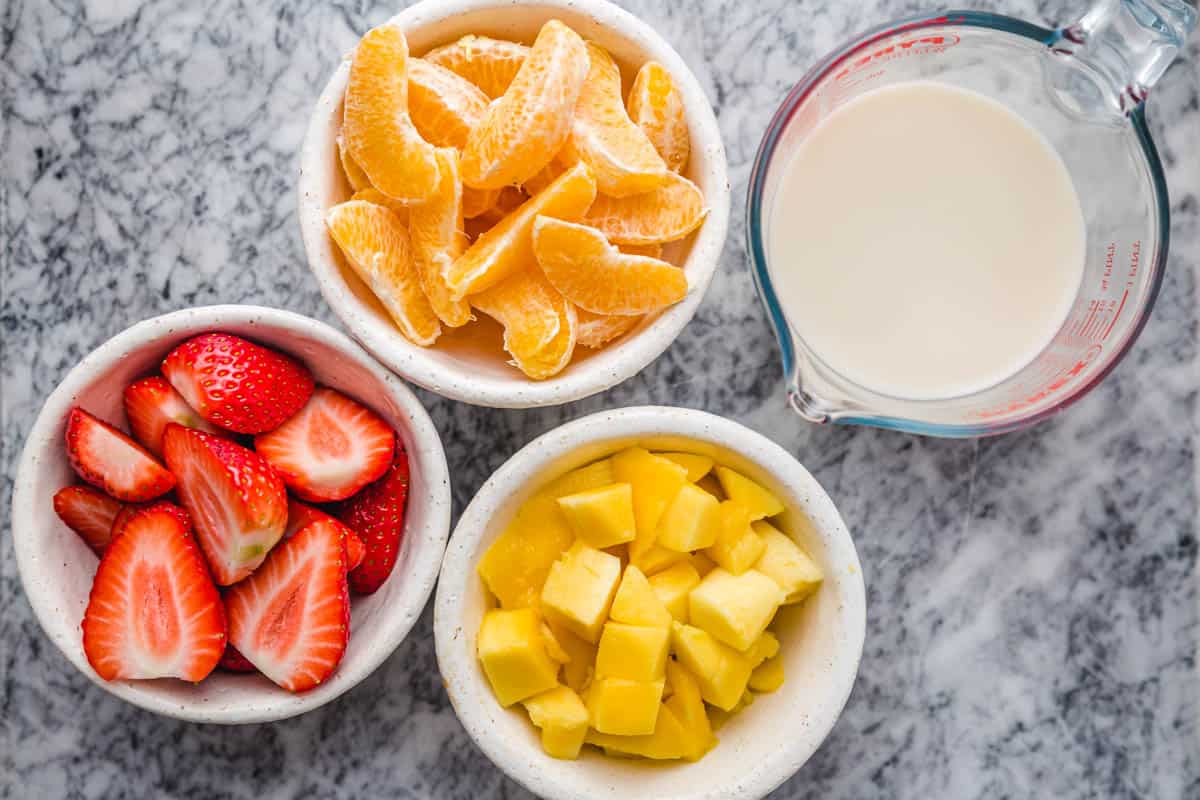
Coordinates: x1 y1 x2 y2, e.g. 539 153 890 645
2 0 1197 797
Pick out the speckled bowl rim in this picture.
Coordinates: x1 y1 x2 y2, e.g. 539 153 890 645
297 0 731 409
11 305 452 724
434 406 867 800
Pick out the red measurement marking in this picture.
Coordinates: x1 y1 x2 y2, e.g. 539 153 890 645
1100 290 1128 341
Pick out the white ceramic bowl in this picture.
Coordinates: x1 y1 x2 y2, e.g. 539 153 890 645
298 0 731 408
435 406 866 800
12 305 452 724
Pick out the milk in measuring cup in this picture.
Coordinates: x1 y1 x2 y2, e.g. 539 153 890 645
767 81 1086 400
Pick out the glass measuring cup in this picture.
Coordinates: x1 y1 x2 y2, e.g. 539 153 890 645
747 1 1197 436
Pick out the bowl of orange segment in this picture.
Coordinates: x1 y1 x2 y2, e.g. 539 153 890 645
298 0 729 407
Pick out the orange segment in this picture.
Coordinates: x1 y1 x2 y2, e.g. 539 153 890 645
576 308 641 348
460 20 589 189
627 62 690 174
532 216 688 315
343 24 440 203
351 188 409 226
408 58 490 149
424 35 529 99
446 161 597 298
523 162 565 196
560 43 668 197
326 200 441 345
337 136 371 191
408 149 473 327
463 186 501 219
472 270 577 380
582 172 707 245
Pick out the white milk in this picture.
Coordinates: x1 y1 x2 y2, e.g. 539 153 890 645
767 81 1085 400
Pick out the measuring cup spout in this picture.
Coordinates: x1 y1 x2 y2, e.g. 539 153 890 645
1052 0 1197 115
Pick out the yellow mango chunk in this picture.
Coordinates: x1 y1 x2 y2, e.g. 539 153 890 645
749 655 785 693
478 493 572 609
556 483 636 549
546 619 597 693
655 452 714 482
477 608 561 706
670 622 752 711
610 565 672 628
690 550 718 577
747 630 780 667
647 561 701 622
540 541 621 643
665 660 716 761
585 701 687 759
541 622 570 663
611 447 688 562
524 685 590 760
656 483 721 552
752 520 824 603
585 677 665 735
704 501 766 575
632 543 689 575
689 568 783 651
544 458 616 498
714 466 784 520
595 622 669 682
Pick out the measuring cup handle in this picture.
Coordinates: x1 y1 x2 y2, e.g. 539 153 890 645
1055 0 1197 113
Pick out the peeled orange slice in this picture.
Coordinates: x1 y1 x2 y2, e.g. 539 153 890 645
560 43 667 197
343 24 440 203
472 270 577 380
531 216 688 315
446 161 597 298
424 35 529 99
351 188 409 226
409 149 473 327
460 20 589 190
338 136 371 191
576 308 641 348
581 172 706 245
627 62 690 174
326 200 441 345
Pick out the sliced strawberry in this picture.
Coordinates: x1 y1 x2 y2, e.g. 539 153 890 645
110 503 146 542
52 486 123 554
285 498 366 571
254 388 394 503
335 446 410 595
65 407 176 502
161 332 314 434
218 642 258 673
81 502 226 682
224 518 350 692
162 424 288 586
124 375 223 456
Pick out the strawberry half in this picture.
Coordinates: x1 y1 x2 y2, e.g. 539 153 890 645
81 502 226 682
53 486 123 554
162 424 288 586
124 375 223 456
335 445 410 595
285 498 366 571
65 407 176 502
218 642 258 673
254 388 394 503
224 518 350 692
161 332 314 434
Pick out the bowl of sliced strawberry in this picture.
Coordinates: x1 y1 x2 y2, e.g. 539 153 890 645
13 305 451 723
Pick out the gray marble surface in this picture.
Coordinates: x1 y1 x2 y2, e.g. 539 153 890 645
2 0 1197 797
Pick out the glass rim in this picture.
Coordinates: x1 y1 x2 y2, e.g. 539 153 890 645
744 9 1172 437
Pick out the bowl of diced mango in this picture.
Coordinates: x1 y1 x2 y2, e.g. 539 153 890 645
435 406 866 800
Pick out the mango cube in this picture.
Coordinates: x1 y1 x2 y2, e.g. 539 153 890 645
705 501 766 575
524 685 590 759
540 541 621 643
749 655 785 693
689 568 783 651
655 451 714 482
631 543 689 575
544 458 617 498
610 565 672 628
596 622 669 682
540 622 570 664
647 561 701 622
586 677 665 735
546 619 597 693
671 622 752 711
556 483 636 549
747 630 780 667
611 447 688 562
655 483 721 552
478 493 572 609
752 521 824 603
714 467 784 520
477 608 561 706
665 660 716 761
586 701 688 759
